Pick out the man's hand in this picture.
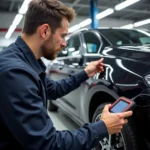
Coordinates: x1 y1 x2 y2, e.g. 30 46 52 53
84 58 104 78
100 104 133 135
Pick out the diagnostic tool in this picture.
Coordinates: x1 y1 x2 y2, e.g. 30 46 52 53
110 97 136 113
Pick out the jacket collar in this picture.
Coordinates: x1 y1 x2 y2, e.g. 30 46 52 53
15 36 46 75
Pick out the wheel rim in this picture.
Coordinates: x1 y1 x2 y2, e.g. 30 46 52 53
92 114 126 150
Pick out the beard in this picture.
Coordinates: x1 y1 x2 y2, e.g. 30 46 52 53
41 35 61 60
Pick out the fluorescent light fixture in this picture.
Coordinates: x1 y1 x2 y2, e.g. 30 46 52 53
121 24 134 29
96 8 114 20
69 25 80 33
115 0 140 11
19 0 32 14
134 19 150 27
12 14 23 26
79 18 92 28
121 18 150 29
5 32 12 39
5 25 16 39
7 25 16 34
5 13 22 39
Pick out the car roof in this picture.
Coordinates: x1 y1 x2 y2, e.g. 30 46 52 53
67 27 150 40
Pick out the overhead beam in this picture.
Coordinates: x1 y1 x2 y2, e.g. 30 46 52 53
125 9 150 14
9 1 15 12
64 2 150 14
121 12 136 20
70 0 81 8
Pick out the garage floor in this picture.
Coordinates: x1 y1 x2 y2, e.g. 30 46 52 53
48 109 79 131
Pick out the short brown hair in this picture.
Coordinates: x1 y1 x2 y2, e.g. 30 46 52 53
23 0 75 35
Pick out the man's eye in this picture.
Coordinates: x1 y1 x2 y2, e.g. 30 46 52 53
61 35 66 38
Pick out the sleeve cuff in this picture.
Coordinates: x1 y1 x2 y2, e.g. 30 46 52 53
73 70 89 83
91 120 108 139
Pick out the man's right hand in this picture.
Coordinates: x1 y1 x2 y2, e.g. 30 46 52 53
100 104 133 135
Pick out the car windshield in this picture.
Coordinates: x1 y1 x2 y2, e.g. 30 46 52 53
99 29 150 46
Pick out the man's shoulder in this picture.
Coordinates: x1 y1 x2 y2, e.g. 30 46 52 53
0 45 35 75
0 64 40 88
0 60 37 78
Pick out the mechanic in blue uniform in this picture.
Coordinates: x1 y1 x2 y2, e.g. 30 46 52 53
0 0 132 149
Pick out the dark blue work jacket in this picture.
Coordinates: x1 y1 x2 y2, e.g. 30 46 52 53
0 37 108 149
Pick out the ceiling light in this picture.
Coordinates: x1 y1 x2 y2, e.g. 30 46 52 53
12 14 23 26
69 25 80 33
5 32 12 39
134 19 150 27
96 8 114 20
79 18 92 28
5 25 16 39
7 25 16 34
121 24 134 29
115 0 140 11
19 0 32 14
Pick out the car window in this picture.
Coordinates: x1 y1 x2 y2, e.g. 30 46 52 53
139 37 150 44
67 35 81 56
100 29 150 46
57 35 81 57
83 32 101 53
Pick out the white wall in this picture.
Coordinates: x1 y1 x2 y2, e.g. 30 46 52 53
0 13 150 47
0 13 23 47
0 32 21 47
0 13 24 28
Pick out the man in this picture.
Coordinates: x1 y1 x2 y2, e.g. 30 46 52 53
0 0 132 149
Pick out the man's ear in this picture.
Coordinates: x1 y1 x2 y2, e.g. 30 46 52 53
40 24 51 39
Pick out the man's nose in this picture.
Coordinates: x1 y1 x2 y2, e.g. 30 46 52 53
61 41 67 48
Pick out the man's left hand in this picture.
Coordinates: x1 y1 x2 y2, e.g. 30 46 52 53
84 58 104 78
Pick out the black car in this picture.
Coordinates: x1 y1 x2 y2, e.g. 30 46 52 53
46 28 150 150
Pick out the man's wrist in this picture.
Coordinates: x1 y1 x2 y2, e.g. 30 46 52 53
91 120 108 139
84 68 89 77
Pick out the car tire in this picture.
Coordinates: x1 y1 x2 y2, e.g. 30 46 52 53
47 100 58 112
92 103 146 150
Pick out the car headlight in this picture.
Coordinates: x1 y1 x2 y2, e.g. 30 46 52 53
145 74 150 87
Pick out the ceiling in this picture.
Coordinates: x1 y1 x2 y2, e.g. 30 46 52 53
0 0 150 22
0 0 149 48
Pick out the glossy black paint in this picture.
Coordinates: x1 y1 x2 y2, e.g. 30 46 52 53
47 28 150 147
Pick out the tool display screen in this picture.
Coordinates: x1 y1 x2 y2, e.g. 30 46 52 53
111 100 129 113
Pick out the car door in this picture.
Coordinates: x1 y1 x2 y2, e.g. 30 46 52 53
50 34 84 117
61 34 85 117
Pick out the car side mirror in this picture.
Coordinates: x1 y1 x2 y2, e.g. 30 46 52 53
57 49 68 57
68 47 75 52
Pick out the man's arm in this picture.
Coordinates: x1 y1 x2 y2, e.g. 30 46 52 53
46 70 88 100
0 67 108 150
46 58 104 100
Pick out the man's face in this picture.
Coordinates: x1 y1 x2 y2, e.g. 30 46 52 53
41 17 68 60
